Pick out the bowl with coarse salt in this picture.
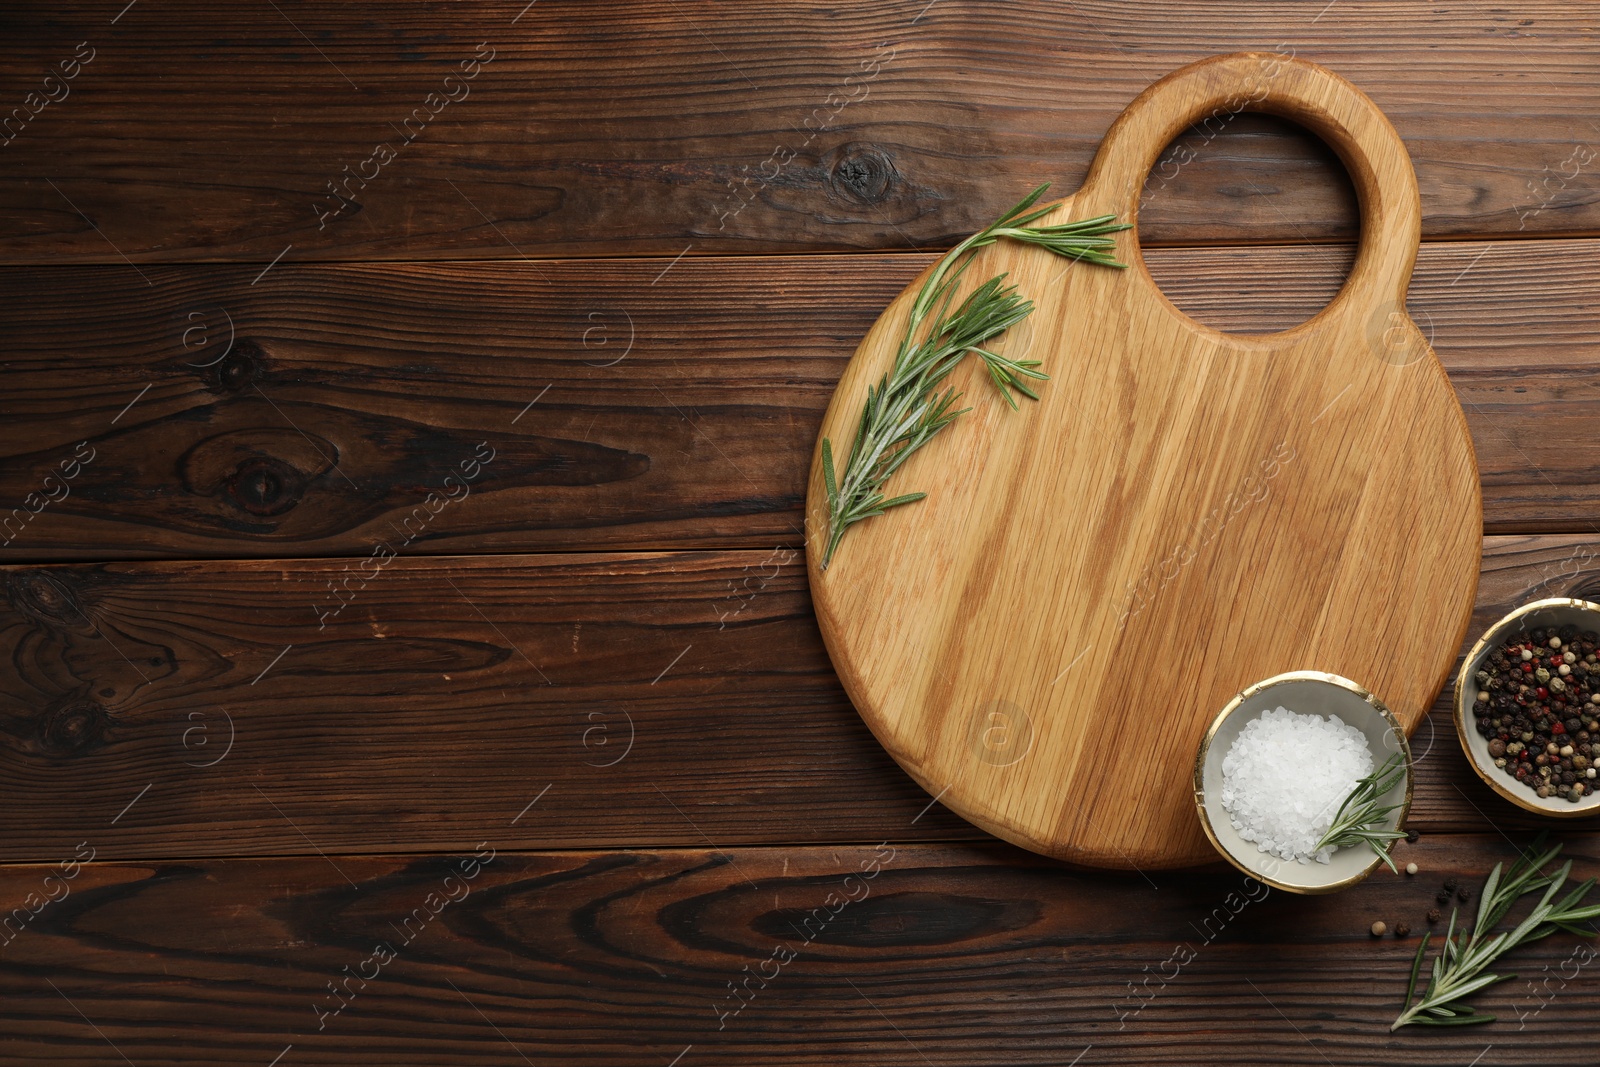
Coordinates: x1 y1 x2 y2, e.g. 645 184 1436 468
1193 670 1413 894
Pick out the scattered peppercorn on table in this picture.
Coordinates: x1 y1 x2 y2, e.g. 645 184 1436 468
2 3 1600 1065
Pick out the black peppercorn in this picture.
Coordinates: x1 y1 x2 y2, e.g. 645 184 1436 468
1435 891 1451 904
1458 887 1470 903
1426 907 1441 924
1443 877 1459 892
1406 829 1419 844
1477 629 1600 798
1395 923 1410 938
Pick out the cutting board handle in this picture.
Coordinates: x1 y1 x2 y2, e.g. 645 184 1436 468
1081 52 1421 320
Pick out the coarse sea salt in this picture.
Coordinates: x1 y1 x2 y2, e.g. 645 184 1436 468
1219 705 1374 865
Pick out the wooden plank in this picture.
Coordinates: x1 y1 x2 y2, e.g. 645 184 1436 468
2 239 1597 561
2 2 1597 263
1 835 1595 1064
1 535 1596 864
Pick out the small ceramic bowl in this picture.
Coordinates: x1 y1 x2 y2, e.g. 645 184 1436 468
1193 670 1413 895
1455 597 1600 817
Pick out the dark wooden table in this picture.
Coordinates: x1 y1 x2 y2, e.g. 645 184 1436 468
3 3 1599 1063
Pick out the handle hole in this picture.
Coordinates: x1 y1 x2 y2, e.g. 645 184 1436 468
1139 114 1359 334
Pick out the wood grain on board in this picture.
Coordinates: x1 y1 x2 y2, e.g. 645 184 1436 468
1 2 1597 263
807 53 1483 870
2 238 1597 561
0 835 1596 1066
0 535 1593 864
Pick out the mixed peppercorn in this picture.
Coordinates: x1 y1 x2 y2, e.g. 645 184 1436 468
1472 625 1600 803
1373 869 1476 941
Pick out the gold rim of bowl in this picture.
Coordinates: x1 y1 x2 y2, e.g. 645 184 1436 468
1192 670 1415 895
1453 597 1600 818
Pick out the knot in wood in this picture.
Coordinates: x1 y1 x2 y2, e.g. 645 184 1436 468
7 570 84 628
829 144 896 204
39 697 110 756
228 456 305 516
213 338 263 394
1571 575 1600 603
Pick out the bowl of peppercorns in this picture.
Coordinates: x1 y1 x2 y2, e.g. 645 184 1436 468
1456 598 1600 816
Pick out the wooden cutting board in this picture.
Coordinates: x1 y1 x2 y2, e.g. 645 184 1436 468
806 53 1482 871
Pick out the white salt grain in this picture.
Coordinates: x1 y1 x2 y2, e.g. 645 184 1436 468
1218 705 1373 865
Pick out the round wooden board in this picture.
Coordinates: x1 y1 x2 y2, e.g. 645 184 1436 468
806 53 1482 871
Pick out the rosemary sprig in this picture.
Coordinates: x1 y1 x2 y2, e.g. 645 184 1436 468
1392 834 1600 1030
1313 752 1409 872
818 183 1128 570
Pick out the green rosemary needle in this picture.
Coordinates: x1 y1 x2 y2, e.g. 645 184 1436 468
818 184 1128 570
1313 752 1409 872
1393 834 1600 1030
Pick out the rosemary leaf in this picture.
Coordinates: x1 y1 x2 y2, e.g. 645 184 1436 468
1404 930 1428 1006
1392 834 1600 1031
821 437 838 508
818 184 1129 569
878 492 927 510
1313 752 1409 871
